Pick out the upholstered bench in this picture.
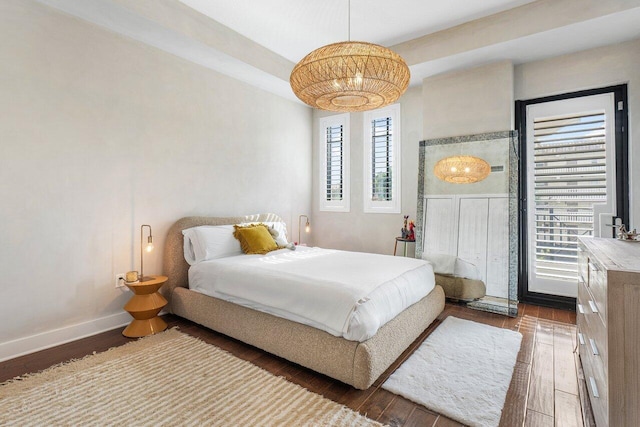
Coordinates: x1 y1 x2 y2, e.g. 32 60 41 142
422 253 487 301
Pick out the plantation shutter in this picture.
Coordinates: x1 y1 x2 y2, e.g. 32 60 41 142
533 111 607 281
325 124 343 201
371 117 393 201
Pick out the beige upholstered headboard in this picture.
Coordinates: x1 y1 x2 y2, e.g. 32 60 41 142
161 213 284 310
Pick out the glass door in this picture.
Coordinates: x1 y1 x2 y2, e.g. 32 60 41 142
525 93 617 298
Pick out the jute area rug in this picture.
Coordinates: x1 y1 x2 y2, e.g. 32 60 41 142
0 329 382 426
383 316 522 427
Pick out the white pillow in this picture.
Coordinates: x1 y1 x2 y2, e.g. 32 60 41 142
238 221 289 247
182 225 242 265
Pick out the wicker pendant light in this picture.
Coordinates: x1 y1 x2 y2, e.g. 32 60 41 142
434 156 491 184
290 3 410 112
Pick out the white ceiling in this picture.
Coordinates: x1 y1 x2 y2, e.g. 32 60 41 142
37 0 640 104
178 0 537 63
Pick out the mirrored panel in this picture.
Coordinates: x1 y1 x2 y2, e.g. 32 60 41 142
416 131 518 316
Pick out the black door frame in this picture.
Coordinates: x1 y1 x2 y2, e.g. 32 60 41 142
515 84 629 310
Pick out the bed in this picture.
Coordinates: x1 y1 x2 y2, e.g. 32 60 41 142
162 213 445 390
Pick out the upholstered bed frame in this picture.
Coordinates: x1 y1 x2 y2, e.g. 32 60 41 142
162 214 445 390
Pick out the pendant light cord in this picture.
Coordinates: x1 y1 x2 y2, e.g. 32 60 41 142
348 0 351 41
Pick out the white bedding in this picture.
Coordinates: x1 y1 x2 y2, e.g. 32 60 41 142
189 246 435 342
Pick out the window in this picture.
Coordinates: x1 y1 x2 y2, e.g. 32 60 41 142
363 104 401 213
319 114 350 212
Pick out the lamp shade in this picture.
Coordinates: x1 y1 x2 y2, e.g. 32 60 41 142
140 224 154 282
434 155 491 184
290 41 410 112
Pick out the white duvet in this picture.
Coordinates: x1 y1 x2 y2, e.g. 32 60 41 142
189 246 435 342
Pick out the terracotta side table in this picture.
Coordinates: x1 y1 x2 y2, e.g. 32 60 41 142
122 275 168 338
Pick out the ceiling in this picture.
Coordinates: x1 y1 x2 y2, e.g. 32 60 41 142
37 0 640 104
178 0 538 63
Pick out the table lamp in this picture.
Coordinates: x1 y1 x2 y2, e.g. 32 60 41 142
298 215 310 245
139 224 154 282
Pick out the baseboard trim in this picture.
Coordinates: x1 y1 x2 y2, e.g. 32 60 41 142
519 291 576 311
0 311 131 363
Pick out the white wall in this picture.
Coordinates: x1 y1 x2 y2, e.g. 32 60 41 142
515 38 639 230
311 86 423 255
422 61 514 139
0 1 312 359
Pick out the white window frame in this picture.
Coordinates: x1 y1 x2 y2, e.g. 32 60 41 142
319 113 350 212
363 103 401 213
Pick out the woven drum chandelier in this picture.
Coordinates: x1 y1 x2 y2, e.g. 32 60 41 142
434 156 491 184
290 3 410 112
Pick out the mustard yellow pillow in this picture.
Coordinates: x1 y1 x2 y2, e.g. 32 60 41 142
233 223 278 255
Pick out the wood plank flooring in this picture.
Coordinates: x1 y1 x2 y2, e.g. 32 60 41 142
0 302 583 426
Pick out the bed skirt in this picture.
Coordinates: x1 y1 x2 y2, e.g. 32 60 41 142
171 285 445 390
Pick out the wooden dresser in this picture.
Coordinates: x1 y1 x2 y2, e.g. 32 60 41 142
577 237 640 426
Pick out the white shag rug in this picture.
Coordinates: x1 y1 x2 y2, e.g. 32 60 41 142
383 316 522 427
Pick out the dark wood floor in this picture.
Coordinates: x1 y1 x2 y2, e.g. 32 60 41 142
1 303 580 427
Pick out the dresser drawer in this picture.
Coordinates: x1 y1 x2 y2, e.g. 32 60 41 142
576 281 587 355
579 320 609 394
577 245 588 285
578 281 608 368
587 256 607 325
578 280 610 426
581 352 609 427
